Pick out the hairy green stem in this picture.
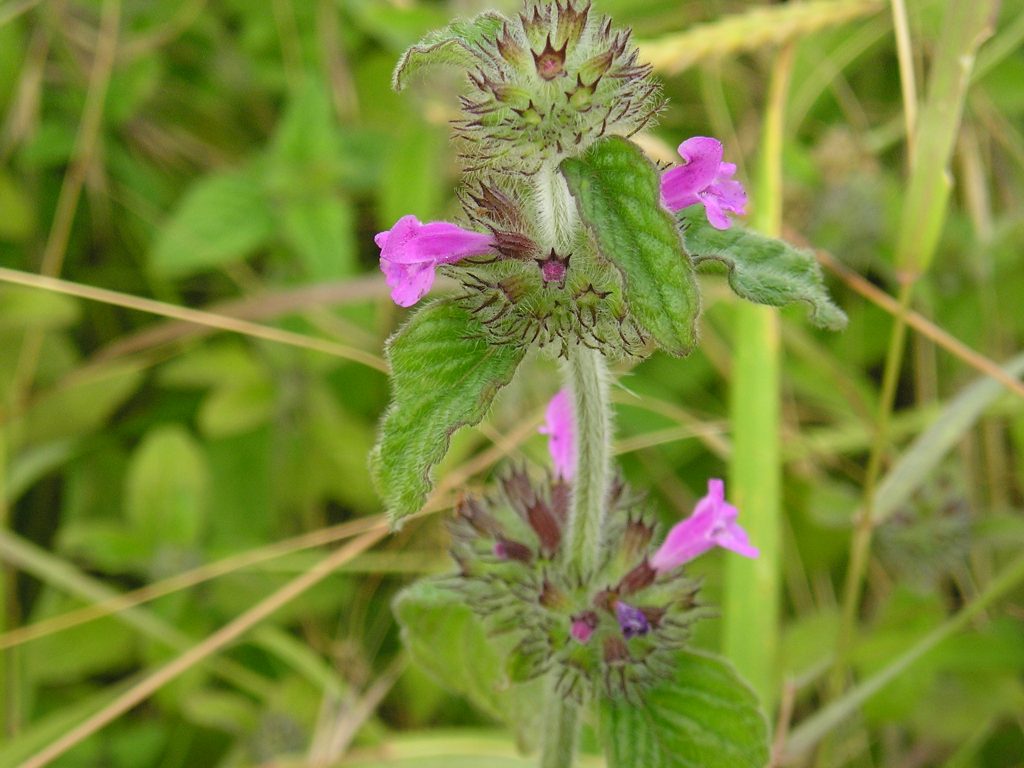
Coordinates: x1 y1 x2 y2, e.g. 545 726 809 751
534 162 579 253
540 683 581 768
565 344 613 579
535 161 596 768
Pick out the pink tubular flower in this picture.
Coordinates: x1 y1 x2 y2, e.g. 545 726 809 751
649 479 759 572
375 214 494 307
538 389 576 481
659 137 747 230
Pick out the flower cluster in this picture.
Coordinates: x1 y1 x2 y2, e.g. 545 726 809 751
441 393 756 700
372 0 747 359
375 136 746 308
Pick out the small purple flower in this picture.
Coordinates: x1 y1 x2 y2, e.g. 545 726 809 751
649 478 759 572
660 137 747 230
375 214 494 307
538 389 576 481
615 601 650 639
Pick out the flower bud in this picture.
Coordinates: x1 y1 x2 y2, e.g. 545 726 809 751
494 537 534 563
533 36 569 81
570 611 598 643
618 559 656 595
578 49 613 86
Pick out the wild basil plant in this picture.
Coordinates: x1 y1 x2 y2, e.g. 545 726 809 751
369 2 846 766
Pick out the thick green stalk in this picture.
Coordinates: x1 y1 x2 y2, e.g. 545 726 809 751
540 683 580 768
535 161 599 768
564 344 613 579
721 42 795 708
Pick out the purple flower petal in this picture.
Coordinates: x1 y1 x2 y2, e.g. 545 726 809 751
659 136 748 230
649 478 759 572
538 389 576 480
677 137 724 187
375 215 493 307
615 601 650 638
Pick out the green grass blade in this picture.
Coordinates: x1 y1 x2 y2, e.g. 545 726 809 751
721 44 795 707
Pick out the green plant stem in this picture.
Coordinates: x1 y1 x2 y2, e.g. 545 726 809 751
540 683 580 768
722 41 794 708
564 345 613 580
536 161 597 768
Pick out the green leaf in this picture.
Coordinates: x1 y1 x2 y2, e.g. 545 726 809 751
124 425 208 550
269 77 357 278
197 380 276 439
599 650 769 768
394 580 543 745
370 300 525 525
380 121 447 224
23 591 137 685
0 284 79 330
679 210 848 331
11 363 143 451
151 167 275 278
0 167 35 241
392 11 507 91
561 136 700 356
279 194 357 279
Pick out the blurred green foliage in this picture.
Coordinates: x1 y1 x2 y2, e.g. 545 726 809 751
1 0 1023 766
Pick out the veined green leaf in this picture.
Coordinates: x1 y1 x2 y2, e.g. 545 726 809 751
561 136 700 356
370 300 525 525
392 11 507 91
680 210 847 331
600 650 769 768
394 580 543 747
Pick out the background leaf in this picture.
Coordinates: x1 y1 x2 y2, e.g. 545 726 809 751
124 425 209 552
680 209 848 330
561 136 700 356
599 650 769 768
370 300 526 525
150 167 275 278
